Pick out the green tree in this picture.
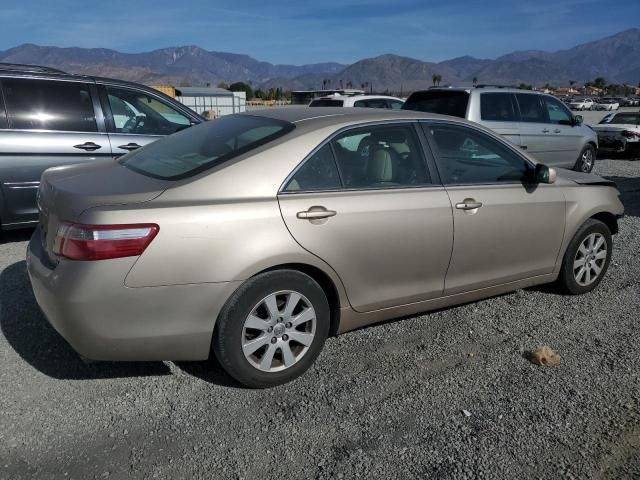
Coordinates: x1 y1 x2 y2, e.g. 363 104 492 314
593 77 606 90
228 81 253 99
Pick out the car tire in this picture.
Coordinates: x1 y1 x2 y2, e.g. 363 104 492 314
212 270 330 388
574 144 596 173
556 219 612 295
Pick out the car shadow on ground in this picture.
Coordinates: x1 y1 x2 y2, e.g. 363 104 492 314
604 175 640 217
0 260 171 380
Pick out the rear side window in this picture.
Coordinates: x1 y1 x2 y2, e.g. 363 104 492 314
121 115 294 180
480 93 519 122
603 113 640 125
309 99 343 107
353 98 388 109
515 94 546 123
402 90 469 118
284 144 341 192
2 79 97 132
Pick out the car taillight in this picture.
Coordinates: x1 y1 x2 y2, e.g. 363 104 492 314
53 223 159 260
622 130 640 139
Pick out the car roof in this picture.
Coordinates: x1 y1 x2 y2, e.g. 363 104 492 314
312 94 402 101
410 86 544 95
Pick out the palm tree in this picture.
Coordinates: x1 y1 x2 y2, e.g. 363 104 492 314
472 76 478 86
432 74 438 86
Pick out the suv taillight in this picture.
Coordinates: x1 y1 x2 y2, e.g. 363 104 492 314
53 223 159 260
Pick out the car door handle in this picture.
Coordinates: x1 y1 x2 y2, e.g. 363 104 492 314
554 129 561 134
73 142 102 151
296 208 337 220
519 145 528 150
455 199 483 211
118 143 142 151
542 128 550 133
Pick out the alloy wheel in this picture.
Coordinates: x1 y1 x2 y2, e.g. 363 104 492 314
573 233 607 286
241 290 316 372
580 149 594 172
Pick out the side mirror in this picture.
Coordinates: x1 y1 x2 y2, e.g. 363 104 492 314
574 115 583 125
535 164 556 184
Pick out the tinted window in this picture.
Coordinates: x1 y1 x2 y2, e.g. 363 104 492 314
480 93 519 122
284 144 341 192
402 90 469 118
0 85 7 129
107 87 191 135
543 97 573 124
122 115 294 180
388 99 404 109
427 124 532 184
309 99 343 107
353 98 388 109
602 113 640 125
3 79 96 132
331 124 430 188
515 94 546 123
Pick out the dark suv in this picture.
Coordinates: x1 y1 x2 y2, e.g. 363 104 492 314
0 63 202 229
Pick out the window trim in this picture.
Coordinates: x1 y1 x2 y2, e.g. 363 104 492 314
279 120 438 195
479 92 521 123
420 120 537 187
1 77 101 134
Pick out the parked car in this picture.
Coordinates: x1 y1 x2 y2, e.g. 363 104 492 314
592 111 640 157
595 98 620 111
309 94 404 109
0 63 203 230
402 87 598 172
568 97 596 111
27 107 623 388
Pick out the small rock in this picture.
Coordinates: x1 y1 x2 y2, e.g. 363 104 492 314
525 346 561 367
462 410 472 417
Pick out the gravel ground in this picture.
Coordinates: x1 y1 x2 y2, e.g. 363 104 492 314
1 159 639 480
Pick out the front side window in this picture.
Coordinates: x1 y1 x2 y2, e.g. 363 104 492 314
480 93 519 122
331 124 430 188
284 144 341 192
353 98 388 109
426 124 532 184
107 87 191 135
122 114 294 180
515 94 546 123
2 79 96 132
388 99 404 109
402 90 469 118
543 97 573 124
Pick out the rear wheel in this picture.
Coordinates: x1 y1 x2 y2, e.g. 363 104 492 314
212 270 330 388
574 145 595 173
556 219 612 295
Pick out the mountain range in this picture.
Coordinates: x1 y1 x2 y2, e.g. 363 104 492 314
0 28 638 93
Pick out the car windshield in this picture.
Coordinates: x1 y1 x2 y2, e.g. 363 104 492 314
601 113 640 125
121 114 294 180
402 90 469 118
309 99 344 107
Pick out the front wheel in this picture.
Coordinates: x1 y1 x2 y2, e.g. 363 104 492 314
212 270 330 388
556 219 612 295
574 145 595 173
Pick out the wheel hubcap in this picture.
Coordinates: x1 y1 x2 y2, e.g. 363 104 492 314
241 290 316 373
573 233 607 286
581 150 593 172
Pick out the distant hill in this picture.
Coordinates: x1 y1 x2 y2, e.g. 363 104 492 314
1 28 639 93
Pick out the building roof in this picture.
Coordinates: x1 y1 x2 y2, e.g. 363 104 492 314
176 86 234 97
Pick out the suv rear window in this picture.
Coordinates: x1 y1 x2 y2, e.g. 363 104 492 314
402 90 469 118
121 115 294 180
309 99 344 107
480 93 519 122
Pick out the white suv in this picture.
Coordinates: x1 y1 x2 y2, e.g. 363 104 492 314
309 94 404 109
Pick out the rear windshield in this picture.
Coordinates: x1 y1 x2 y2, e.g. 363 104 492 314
402 90 469 118
600 113 640 125
309 99 344 107
121 115 294 180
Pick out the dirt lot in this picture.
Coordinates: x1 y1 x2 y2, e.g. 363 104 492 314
1 159 639 479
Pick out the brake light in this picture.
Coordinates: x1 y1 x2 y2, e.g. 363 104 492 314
622 130 640 139
53 223 159 260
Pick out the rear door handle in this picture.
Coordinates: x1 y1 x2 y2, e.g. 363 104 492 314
554 129 561 134
542 128 550 133
519 145 528 150
73 142 102 151
296 208 337 220
455 199 483 211
118 143 142 151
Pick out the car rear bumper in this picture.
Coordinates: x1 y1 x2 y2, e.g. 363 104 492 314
26 229 241 361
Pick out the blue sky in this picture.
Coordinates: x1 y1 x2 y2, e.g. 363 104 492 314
0 0 638 65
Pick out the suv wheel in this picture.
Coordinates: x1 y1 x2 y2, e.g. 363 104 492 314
574 145 595 173
212 270 330 388
556 219 612 295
